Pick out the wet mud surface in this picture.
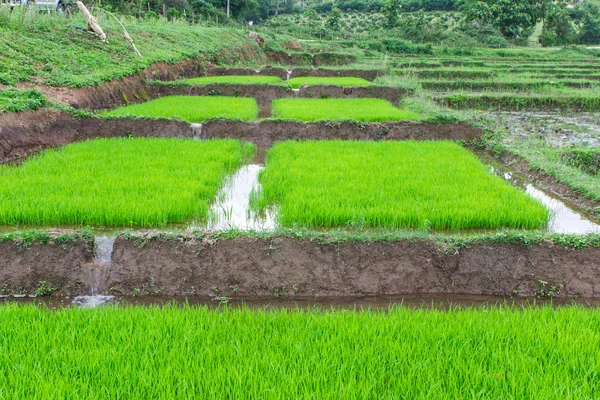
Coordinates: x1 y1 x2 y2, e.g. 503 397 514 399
107 236 600 298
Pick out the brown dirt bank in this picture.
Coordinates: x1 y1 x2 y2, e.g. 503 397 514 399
201 120 483 147
0 233 94 296
108 236 600 298
0 110 192 164
0 113 482 163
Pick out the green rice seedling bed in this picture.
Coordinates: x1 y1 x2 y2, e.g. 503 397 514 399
103 96 258 122
0 138 254 226
255 141 548 230
271 98 419 122
441 93 600 111
183 76 284 85
561 149 600 176
420 80 599 92
286 77 373 88
2 304 599 398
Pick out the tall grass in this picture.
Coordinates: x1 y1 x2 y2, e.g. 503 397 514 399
286 77 373 88
0 304 599 398
0 138 254 226
256 141 549 230
103 96 258 122
183 76 283 85
271 98 420 122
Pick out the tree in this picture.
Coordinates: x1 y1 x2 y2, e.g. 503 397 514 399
462 0 549 38
325 6 342 30
541 1 575 46
380 0 402 28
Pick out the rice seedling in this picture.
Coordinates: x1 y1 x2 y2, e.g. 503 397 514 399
0 304 599 398
103 96 258 122
271 98 420 122
183 76 284 85
255 141 549 230
0 138 255 226
440 93 600 112
286 77 373 88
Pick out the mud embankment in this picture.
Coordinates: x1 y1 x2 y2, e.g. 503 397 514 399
0 233 94 296
205 67 386 82
108 236 600 298
0 111 193 163
3 233 600 298
201 120 483 147
0 112 483 163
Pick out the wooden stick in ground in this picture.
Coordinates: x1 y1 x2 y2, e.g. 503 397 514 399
76 1 107 42
94 7 143 58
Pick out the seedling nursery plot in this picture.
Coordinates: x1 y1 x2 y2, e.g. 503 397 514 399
183 76 284 85
0 138 254 226
256 141 549 230
272 98 419 122
286 77 373 88
103 96 258 122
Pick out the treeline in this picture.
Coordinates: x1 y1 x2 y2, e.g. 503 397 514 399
308 0 456 14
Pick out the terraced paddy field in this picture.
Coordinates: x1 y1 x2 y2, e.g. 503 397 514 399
286 77 373 88
272 98 419 122
1 304 599 398
255 141 549 230
103 96 258 122
184 76 284 85
0 138 254 226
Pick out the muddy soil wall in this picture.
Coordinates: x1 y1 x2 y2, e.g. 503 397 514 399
201 120 483 147
108 236 600 298
0 236 94 296
0 111 193 163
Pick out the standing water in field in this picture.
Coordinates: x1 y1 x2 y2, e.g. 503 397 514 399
205 163 276 231
494 168 600 234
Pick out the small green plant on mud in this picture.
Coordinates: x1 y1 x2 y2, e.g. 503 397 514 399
34 281 56 297
536 280 565 298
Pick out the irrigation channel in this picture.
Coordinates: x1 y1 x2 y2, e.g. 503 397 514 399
1 146 599 308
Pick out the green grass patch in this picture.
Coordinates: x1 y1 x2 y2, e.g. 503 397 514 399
103 96 258 122
0 138 254 226
286 77 373 88
255 141 549 230
561 149 600 176
0 12 264 87
271 98 419 122
1 304 600 398
440 93 600 112
183 76 283 85
0 88 46 114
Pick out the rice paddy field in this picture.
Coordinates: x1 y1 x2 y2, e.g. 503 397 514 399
103 96 258 122
0 304 598 398
286 76 373 88
255 141 549 230
0 138 254 226
184 75 284 85
272 98 420 122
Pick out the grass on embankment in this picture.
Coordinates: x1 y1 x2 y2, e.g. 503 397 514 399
1 304 599 399
183 76 284 85
286 77 373 88
0 10 264 87
255 141 549 230
440 93 600 112
0 138 254 226
0 88 46 114
271 98 419 122
103 96 258 122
